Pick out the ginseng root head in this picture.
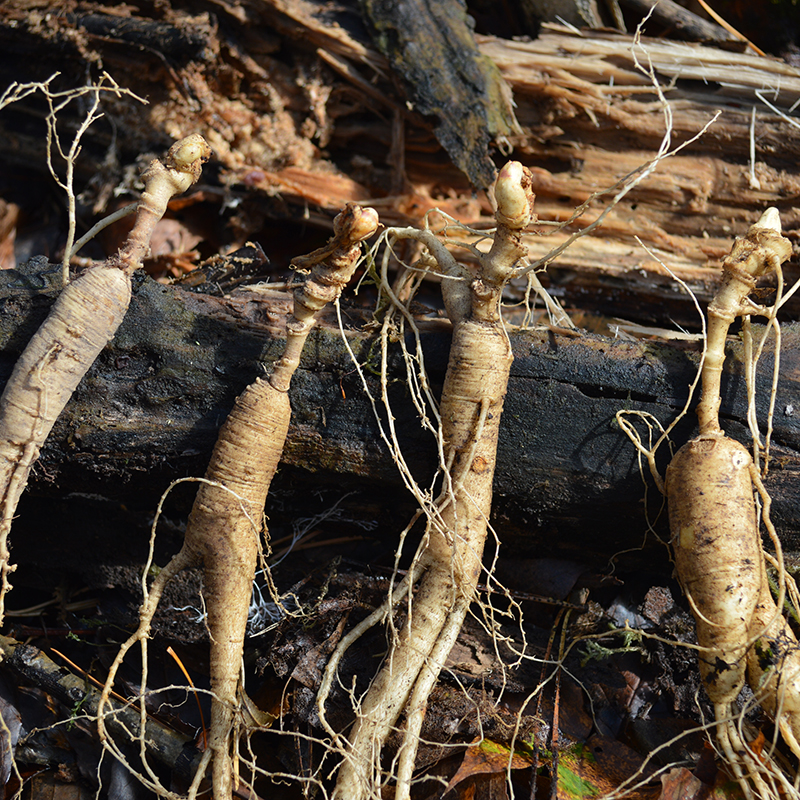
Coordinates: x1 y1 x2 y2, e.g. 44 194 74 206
332 203 380 245
494 161 535 230
164 134 212 182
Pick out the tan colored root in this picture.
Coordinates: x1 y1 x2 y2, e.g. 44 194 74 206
99 204 378 799
0 266 131 622
695 209 790 435
395 592 471 790
317 163 532 800
190 382 292 799
98 380 291 798
747 579 800 761
329 326 512 800
96 373 293 799
713 709 784 800
0 135 210 627
97 547 198 798
615 210 799 798
666 435 763 705
112 134 211 272
662 210 795 799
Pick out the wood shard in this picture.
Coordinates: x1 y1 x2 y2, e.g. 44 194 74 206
361 0 519 189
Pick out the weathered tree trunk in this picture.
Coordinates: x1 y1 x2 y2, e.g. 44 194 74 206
3 262 800 575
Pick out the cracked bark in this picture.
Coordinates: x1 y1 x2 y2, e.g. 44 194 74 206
3 262 800 575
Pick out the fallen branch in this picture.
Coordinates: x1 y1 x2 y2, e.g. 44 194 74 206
0 634 204 780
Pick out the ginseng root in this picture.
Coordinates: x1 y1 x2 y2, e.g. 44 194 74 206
667 436 764 780
0 134 210 625
317 162 534 800
665 209 792 795
747 574 800 760
98 203 378 799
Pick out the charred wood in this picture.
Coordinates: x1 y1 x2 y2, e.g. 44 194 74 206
2 261 800 575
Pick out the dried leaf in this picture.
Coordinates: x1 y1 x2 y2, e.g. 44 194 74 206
445 739 532 794
658 767 704 800
658 765 745 800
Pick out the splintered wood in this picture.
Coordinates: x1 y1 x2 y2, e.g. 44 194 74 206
475 26 800 322
3 4 800 324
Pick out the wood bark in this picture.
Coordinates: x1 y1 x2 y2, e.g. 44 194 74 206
3 262 800 574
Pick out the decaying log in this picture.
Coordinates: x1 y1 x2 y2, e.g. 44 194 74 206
358 0 520 189
483 27 800 327
4 2 800 579
2 4 800 328
617 0 736 43
3 260 800 574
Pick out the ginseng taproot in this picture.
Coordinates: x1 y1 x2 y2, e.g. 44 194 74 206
99 203 378 800
0 135 211 625
666 208 793 797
